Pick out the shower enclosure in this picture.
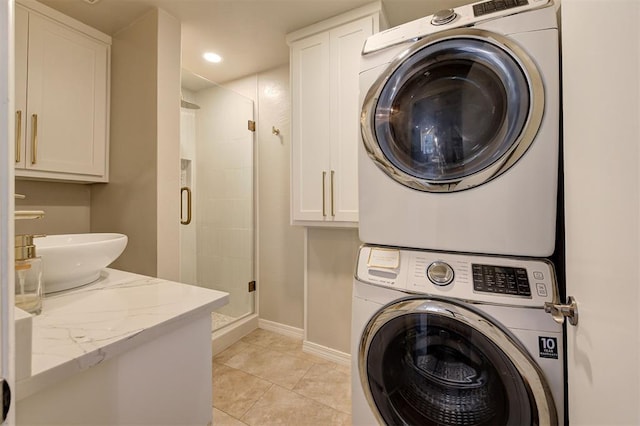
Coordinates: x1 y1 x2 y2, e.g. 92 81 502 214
180 69 255 332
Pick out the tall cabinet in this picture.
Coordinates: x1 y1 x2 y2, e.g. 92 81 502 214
287 3 385 227
15 0 111 183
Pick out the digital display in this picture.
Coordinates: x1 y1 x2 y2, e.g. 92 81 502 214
473 0 529 17
472 264 531 297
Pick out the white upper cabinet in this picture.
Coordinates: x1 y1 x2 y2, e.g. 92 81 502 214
15 1 111 183
288 3 385 227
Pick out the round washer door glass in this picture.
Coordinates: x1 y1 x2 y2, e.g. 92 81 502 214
360 299 556 425
361 30 544 192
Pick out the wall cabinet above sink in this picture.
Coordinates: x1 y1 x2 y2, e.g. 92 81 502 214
15 0 111 183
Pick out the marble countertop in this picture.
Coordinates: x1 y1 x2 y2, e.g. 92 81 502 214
16 268 229 400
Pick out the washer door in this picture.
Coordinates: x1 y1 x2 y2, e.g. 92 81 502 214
361 29 544 192
359 298 557 425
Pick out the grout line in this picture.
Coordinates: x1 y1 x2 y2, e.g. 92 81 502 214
213 331 353 420
288 369 353 416
237 382 274 423
214 407 250 426
290 360 315 391
289 387 353 416
213 364 352 420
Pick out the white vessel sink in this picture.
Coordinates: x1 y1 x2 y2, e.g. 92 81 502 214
36 233 128 294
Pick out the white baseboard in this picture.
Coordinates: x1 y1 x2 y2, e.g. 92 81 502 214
302 340 351 366
253 319 352 367
258 318 304 339
211 314 259 356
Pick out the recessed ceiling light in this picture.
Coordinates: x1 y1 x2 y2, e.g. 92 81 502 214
203 52 222 63
83 0 101 4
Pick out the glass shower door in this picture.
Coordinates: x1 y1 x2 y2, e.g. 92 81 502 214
180 71 255 331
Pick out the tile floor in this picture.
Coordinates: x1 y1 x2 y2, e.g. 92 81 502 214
212 329 352 425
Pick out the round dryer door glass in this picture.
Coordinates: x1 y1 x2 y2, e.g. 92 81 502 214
360 299 557 425
361 30 544 192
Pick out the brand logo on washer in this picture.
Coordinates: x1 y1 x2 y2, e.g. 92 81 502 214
538 336 558 359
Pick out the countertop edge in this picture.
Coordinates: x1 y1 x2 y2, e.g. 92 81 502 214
16 270 229 400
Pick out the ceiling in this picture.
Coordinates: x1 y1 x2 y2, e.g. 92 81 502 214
38 0 471 89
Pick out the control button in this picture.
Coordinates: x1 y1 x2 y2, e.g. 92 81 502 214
427 261 455 286
431 9 457 26
536 283 548 297
533 271 544 280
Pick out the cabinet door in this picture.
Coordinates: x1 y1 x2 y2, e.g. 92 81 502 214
23 13 108 177
14 5 28 169
291 32 331 222
329 16 373 223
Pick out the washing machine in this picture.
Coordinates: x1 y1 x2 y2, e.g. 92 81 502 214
351 245 565 425
358 0 560 257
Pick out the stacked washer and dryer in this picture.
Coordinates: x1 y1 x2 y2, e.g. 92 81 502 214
351 0 565 425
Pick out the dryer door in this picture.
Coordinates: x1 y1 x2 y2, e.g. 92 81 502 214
361 29 544 192
359 297 557 425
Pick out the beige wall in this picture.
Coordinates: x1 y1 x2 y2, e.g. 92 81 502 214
155 10 181 281
306 228 359 353
92 8 181 279
91 9 157 276
15 181 90 236
256 66 307 329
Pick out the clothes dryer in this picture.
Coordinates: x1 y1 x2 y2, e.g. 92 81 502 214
351 245 565 425
359 0 559 256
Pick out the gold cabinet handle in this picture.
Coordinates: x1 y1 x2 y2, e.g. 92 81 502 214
180 187 192 225
30 114 38 165
15 110 22 163
322 171 327 217
330 170 335 217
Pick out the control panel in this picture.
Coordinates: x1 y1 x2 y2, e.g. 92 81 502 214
362 0 550 55
472 264 531 296
355 245 558 308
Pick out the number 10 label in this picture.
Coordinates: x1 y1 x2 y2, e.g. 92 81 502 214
539 336 559 359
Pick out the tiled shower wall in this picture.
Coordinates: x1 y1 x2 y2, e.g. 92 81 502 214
194 85 254 319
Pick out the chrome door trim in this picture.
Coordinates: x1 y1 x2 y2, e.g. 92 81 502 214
361 28 545 192
358 297 558 425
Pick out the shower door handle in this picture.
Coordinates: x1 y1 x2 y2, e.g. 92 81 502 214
180 186 192 225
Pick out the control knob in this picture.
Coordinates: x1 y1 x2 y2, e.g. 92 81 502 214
431 9 457 26
427 261 454 286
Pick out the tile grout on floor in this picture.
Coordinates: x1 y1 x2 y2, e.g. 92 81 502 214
212 329 352 425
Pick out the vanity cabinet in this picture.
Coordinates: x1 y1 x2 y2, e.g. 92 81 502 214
287 3 384 227
15 1 111 183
